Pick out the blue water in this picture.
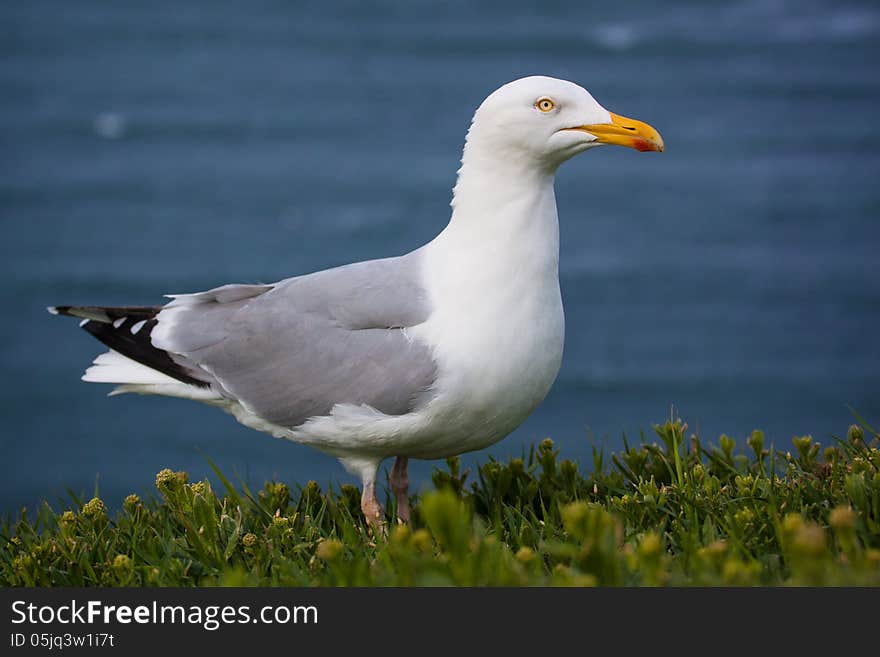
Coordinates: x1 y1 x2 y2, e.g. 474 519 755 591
2 0 879 514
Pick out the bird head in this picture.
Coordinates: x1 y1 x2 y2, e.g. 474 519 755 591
467 76 664 170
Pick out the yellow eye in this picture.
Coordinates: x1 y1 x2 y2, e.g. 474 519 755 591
536 97 556 112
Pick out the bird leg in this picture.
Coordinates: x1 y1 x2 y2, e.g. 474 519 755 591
342 457 385 532
360 479 384 530
390 456 410 523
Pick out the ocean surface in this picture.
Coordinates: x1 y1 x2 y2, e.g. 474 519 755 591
2 0 879 514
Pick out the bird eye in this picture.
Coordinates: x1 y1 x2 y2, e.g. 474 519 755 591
536 97 556 113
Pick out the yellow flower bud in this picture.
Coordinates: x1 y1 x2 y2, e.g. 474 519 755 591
316 538 343 561
112 554 132 571
123 494 141 513
515 546 536 565
829 506 856 531
81 497 106 521
411 529 433 553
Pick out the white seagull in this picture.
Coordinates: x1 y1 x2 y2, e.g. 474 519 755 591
49 76 663 527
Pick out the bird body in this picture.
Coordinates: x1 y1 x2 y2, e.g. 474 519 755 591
50 76 663 525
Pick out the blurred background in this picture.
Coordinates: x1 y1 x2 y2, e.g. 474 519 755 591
2 0 878 514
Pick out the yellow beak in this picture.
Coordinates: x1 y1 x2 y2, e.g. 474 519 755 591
570 112 664 152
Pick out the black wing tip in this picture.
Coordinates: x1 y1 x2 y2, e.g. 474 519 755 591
47 305 104 327
82 316 211 389
47 304 163 322
50 304 210 389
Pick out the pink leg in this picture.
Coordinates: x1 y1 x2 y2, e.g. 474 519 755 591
390 456 410 523
360 479 384 530
341 457 384 532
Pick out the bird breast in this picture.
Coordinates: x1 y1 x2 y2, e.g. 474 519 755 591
411 219 565 451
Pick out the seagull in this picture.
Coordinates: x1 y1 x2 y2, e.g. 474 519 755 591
49 76 663 527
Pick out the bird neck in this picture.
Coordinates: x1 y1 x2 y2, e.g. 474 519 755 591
433 141 561 281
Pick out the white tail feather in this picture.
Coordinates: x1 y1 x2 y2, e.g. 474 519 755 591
82 350 180 385
108 382 221 401
83 350 219 401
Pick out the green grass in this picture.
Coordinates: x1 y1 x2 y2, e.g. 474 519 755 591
3 417 879 586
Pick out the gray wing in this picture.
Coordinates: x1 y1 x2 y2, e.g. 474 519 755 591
151 251 436 427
